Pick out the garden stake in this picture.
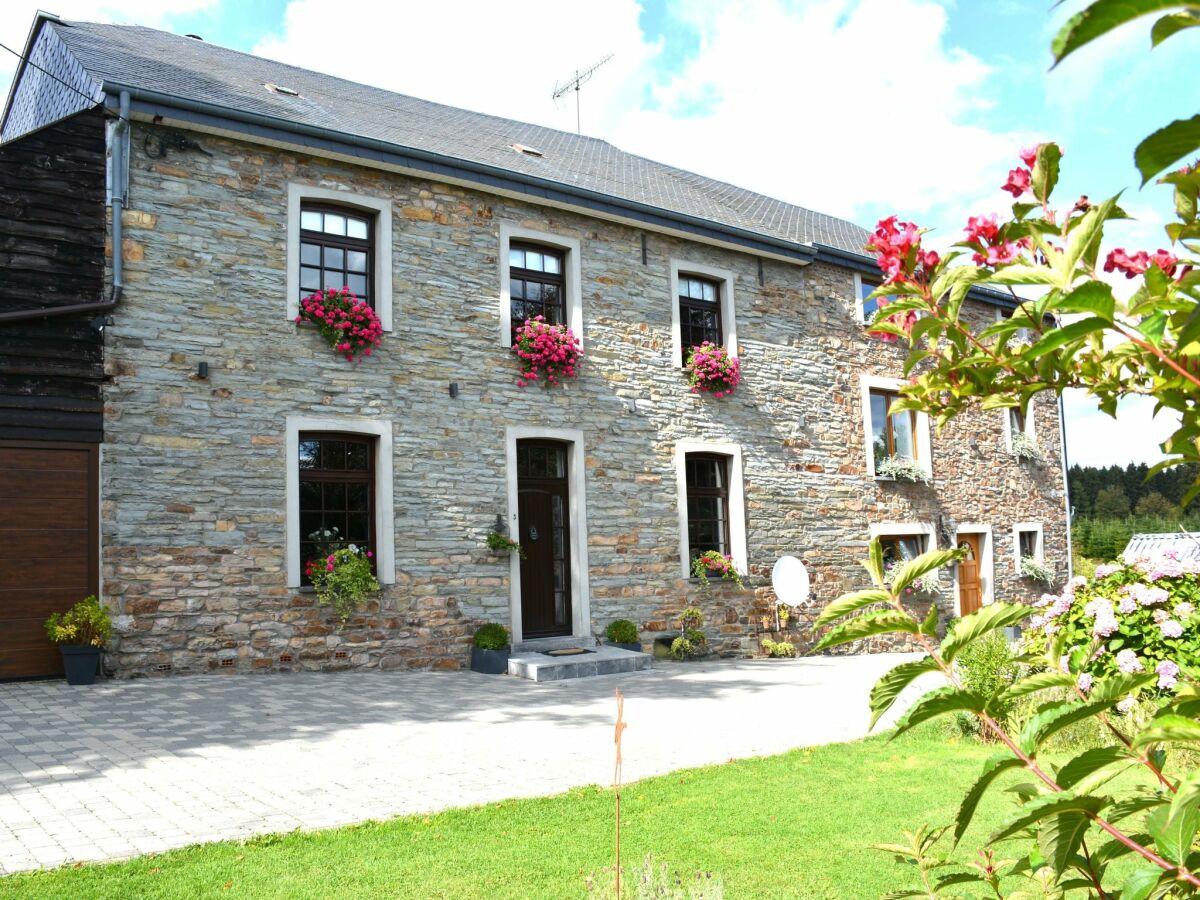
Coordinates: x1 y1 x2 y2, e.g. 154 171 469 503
613 688 626 898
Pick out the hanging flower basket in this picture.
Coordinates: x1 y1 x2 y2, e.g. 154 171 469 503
295 287 383 362
685 342 741 397
512 316 582 387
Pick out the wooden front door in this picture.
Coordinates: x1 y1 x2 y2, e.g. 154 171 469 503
957 533 983 616
0 442 99 679
517 440 572 639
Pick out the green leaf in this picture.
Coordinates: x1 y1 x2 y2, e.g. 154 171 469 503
1061 197 1121 280
939 603 1031 663
1055 746 1135 794
1158 769 1200 865
919 603 939 637
866 538 885 588
989 793 1105 844
955 754 1025 844
1136 114 1200 185
812 610 917 653
1031 142 1062 205
869 656 942 729
1090 671 1157 704
815 588 892 628
1133 713 1200 748
995 671 1076 705
1121 866 1165 900
889 547 964 596
1024 316 1110 360
1053 280 1115 322
1038 809 1093 875
1107 793 1168 823
893 686 986 739
980 265 1061 286
1152 9 1200 45
1018 697 1127 754
1052 0 1188 64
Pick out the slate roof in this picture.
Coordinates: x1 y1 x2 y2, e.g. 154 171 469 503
1122 533 1200 564
44 18 871 255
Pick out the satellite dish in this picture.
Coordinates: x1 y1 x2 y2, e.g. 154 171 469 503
771 556 810 606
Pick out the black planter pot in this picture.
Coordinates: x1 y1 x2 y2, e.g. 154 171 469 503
60 645 101 685
470 646 510 675
607 641 642 653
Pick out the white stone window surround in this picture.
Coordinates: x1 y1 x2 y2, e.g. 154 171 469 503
952 524 995 615
1013 521 1045 572
504 426 592 644
1001 401 1037 451
860 374 933 480
286 183 394 331
674 440 749 580
852 271 874 325
669 259 737 368
498 222 584 348
285 416 396 589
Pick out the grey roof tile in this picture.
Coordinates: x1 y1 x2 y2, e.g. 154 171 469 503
50 18 872 255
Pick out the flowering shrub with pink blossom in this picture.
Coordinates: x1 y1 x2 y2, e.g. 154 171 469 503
684 342 740 398
512 316 582 387
295 287 383 362
1022 552 1200 695
690 550 745 588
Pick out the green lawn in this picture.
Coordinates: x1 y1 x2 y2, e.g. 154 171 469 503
0 728 1043 899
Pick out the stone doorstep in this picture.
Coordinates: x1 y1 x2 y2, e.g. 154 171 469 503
511 635 595 653
507 645 652 682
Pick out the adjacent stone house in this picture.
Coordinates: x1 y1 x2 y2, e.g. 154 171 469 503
0 13 1070 678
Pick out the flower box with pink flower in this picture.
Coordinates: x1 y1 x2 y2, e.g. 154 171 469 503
684 342 740 398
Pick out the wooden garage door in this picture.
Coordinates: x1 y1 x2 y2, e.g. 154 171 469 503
0 442 98 679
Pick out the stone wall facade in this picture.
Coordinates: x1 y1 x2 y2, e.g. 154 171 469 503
99 123 1069 675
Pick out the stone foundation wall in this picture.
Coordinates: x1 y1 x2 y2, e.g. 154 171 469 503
99 123 1069 675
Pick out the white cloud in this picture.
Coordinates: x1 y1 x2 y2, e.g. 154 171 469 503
1063 390 1179 467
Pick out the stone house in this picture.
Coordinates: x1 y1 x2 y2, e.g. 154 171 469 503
0 14 1070 678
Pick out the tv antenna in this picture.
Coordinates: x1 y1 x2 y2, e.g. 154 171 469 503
553 53 614 134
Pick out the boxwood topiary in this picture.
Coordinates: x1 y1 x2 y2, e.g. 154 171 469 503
605 619 639 644
473 623 510 650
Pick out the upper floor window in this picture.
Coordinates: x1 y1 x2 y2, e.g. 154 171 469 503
869 388 917 468
509 243 566 337
298 433 375 584
860 276 883 321
678 275 723 362
1009 407 1026 436
299 203 373 306
685 453 730 563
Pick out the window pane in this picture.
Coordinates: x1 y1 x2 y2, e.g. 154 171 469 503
702 282 716 302
346 217 369 240
346 442 369 471
891 410 915 460
862 294 880 318
346 513 369 542
524 250 543 272
509 248 525 269
300 267 321 290
347 250 368 273
347 274 368 297
299 481 321 510
1010 408 1026 435
543 253 561 275
300 210 322 231
323 270 345 290
323 247 344 269
298 439 319 468
870 392 889 466
301 242 321 265
347 483 369 510
323 214 346 236
321 441 345 469
324 482 347 510
300 513 323 542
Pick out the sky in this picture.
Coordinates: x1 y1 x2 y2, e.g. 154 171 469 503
1 0 1197 468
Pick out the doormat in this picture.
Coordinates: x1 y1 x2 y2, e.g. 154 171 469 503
543 648 594 657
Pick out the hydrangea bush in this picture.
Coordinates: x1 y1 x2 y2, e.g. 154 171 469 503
295 287 383 362
512 316 582 387
684 342 740 397
1023 551 1200 701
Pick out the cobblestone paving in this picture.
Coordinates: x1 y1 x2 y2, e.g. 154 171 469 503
0 654 929 874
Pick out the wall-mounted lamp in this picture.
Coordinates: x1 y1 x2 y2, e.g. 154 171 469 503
449 382 459 398
89 315 114 333
197 361 209 379
494 513 506 535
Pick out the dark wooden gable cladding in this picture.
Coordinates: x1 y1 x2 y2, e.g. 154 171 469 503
0 108 107 443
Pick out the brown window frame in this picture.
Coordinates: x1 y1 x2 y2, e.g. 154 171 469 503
298 202 375 308
879 533 928 567
298 432 376 585
509 242 567 338
1018 529 1039 561
678 274 723 363
870 388 919 461
685 452 731 564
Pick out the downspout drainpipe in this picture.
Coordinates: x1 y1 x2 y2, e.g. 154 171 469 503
0 90 128 324
1059 392 1074 580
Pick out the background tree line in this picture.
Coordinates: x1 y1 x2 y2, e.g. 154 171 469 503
1068 463 1200 560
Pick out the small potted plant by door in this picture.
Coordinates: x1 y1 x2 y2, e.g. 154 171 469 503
45 595 111 685
605 619 642 653
470 623 511 674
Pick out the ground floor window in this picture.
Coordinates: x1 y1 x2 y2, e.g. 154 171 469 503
685 452 731 562
298 432 375 583
879 533 928 567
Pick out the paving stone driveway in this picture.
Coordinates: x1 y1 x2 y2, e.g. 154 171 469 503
0 653 928 874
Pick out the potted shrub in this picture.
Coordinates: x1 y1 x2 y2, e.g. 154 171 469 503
486 530 525 558
669 606 709 660
605 619 641 652
761 638 797 658
45 595 111 685
470 623 511 674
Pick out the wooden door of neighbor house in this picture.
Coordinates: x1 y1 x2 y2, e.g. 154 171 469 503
0 442 99 679
957 532 983 616
516 440 572 639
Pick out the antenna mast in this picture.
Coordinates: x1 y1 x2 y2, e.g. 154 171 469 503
552 53 614 134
